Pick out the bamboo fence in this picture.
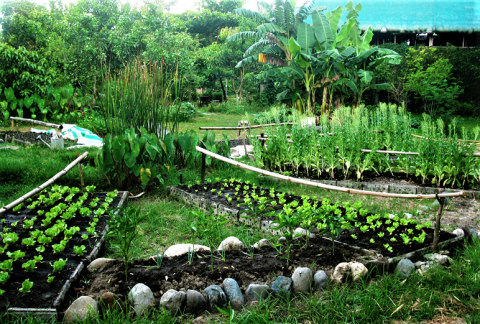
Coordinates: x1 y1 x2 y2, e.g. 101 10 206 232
199 122 294 130
10 117 61 129
0 152 89 215
196 146 464 200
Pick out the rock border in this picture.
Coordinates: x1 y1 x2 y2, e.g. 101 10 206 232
6 191 129 320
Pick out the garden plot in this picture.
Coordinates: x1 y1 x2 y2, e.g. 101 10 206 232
170 179 461 260
0 185 126 312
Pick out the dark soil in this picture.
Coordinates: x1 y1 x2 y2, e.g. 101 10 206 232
177 181 456 257
71 236 362 308
0 190 123 311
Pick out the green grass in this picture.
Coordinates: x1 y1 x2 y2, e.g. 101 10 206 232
0 145 105 206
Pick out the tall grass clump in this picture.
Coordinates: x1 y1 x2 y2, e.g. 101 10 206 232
101 58 182 137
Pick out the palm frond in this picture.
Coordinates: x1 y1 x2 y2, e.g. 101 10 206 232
243 40 270 57
235 54 260 68
233 8 270 23
227 31 265 42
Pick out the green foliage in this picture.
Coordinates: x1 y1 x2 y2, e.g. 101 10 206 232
252 105 293 124
100 59 180 137
405 49 462 117
253 103 480 188
107 206 146 280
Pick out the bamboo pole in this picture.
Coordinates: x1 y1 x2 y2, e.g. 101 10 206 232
9 117 60 129
0 152 89 215
412 133 480 145
199 122 294 130
195 146 464 200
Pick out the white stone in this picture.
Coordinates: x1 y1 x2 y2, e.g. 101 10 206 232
253 239 273 250
128 283 155 316
403 213 414 219
217 237 244 251
64 296 98 322
292 267 313 292
293 227 315 239
452 228 464 237
332 262 368 284
424 253 453 265
350 262 368 281
162 244 211 258
87 258 115 272
230 145 254 158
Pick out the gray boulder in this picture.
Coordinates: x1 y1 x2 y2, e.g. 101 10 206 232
128 283 155 316
271 276 293 295
292 267 313 292
395 259 415 278
313 270 329 291
245 284 270 301
64 296 98 323
160 289 186 314
204 285 227 310
222 278 244 310
185 290 206 314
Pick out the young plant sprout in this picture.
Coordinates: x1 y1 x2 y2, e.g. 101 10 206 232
0 260 13 272
51 259 67 273
73 245 86 256
7 250 25 261
47 276 55 283
0 272 9 284
19 279 33 294
22 260 37 272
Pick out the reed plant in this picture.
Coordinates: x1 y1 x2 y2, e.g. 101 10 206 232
252 103 480 188
101 57 183 138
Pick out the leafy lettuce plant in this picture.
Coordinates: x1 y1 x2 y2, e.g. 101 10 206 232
19 279 33 294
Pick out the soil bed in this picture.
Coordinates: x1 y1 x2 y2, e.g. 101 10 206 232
71 236 362 307
177 181 456 257
0 189 122 311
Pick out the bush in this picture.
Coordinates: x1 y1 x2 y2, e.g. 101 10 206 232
174 102 198 122
253 106 293 125
211 92 223 101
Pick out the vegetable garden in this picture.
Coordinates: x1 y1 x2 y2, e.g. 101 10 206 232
252 104 480 188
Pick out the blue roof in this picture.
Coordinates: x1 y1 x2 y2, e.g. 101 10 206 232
307 0 480 32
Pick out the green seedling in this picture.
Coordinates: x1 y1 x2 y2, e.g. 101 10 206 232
47 276 55 283
81 234 88 240
34 255 43 262
13 204 23 212
19 279 33 294
52 243 66 254
22 260 36 272
3 232 19 246
7 250 25 261
73 245 86 256
0 260 13 272
0 272 9 284
86 185 96 193
51 259 67 273
21 237 36 247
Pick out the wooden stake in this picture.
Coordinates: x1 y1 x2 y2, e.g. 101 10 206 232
16 123 18 132
432 193 445 251
195 146 464 200
77 152 85 191
11 119 14 131
200 143 206 184
0 152 89 215
10 117 60 129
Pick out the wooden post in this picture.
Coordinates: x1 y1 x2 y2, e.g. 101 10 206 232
432 192 445 251
11 119 14 131
77 152 85 191
200 144 206 184
16 123 19 132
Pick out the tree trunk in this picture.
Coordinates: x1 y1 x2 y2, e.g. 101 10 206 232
219 77 227 102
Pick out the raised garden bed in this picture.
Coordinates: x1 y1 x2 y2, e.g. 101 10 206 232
169 180 462 262
0 185 127 317
71 236 366 305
